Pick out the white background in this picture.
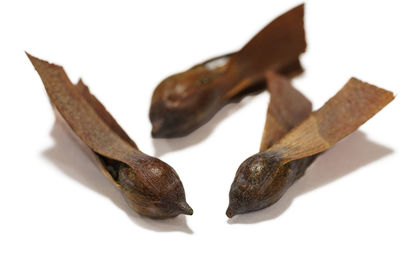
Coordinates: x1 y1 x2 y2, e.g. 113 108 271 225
1 0 399 266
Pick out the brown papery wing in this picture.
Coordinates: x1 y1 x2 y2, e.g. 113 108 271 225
269 78 394 163
260 72 312 151
27 53 140 166
76 79 138 149
234 4 306 77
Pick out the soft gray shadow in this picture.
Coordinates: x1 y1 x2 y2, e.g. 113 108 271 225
42 122 193 234
152 93 263 157
228 131 394 224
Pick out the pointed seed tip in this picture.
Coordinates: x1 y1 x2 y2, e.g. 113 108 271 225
151 121 164 137
187 208 194 216
226 207 235 218
151 130 158 138
178 202 193 216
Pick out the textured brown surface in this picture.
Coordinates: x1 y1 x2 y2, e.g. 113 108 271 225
76 79 138 149
27 53 192 219
269 78 395 163
150 4 306 138
227 76 394 218
260 71 312 151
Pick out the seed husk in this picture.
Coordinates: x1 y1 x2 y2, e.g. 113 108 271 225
27 53 193 219
150 4 306 138
227 72 394 218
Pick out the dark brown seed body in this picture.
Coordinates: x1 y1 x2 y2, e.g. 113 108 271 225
227 151 317 217
227 74 394 218
27 53 192 219
150 4 306 138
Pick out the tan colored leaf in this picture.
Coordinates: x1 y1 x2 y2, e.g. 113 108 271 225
260 71 312 151
269 78 394 163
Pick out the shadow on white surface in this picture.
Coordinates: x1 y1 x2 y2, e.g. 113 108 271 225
42 122 193 234
152 93 262 157
228 131 394 224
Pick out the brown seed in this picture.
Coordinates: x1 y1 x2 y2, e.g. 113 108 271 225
150 4 306 138
27 53 193 219
227 73 394 218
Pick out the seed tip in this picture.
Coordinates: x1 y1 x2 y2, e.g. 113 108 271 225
226 207 235 218
187 208 194 216
151 120 164 138
178 201 193 216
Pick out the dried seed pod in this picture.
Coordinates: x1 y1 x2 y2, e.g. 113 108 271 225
150 4 306 138
226 73 394 218
27 53 193 219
